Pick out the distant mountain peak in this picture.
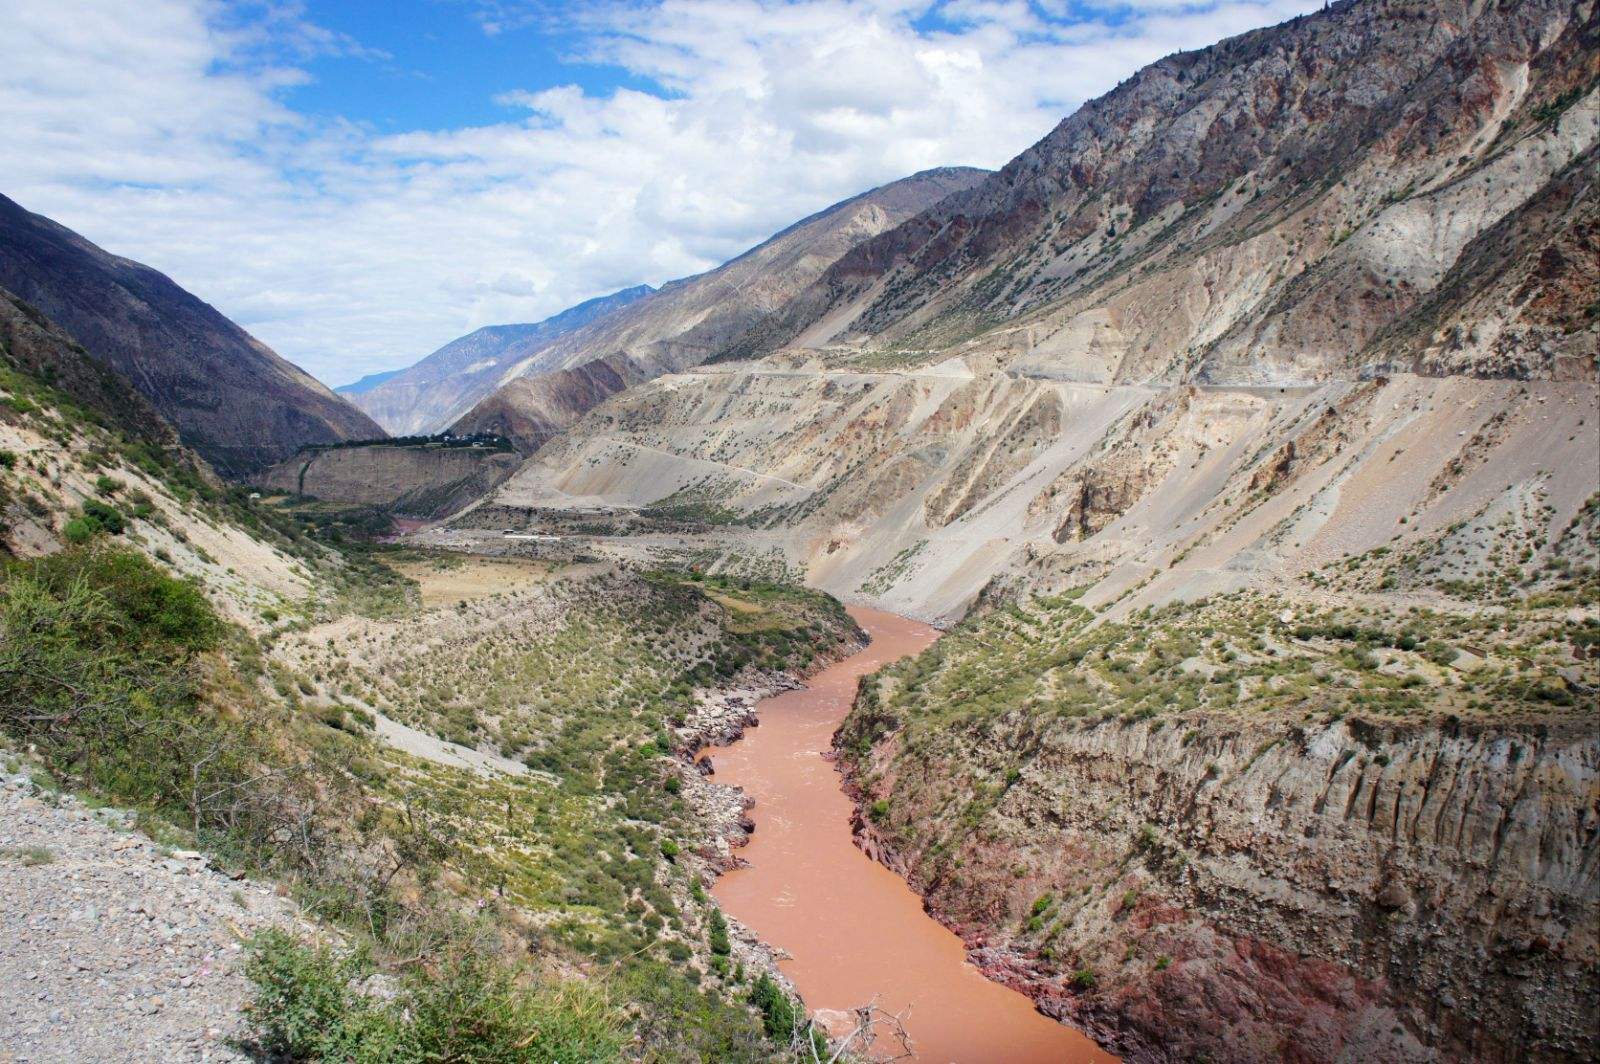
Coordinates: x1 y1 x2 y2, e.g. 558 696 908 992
344 283 657 435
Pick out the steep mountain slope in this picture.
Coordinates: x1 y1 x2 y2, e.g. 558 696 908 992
0 193 383 477
342 284 654 435
449 167 988 449
0 286 323 622
739 0 1597 384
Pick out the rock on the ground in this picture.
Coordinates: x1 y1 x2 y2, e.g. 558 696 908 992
0 768 306 1063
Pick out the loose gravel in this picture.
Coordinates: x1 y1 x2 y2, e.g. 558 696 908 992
0 765 307 1063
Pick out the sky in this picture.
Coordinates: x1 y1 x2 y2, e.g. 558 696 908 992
0 0 1321 387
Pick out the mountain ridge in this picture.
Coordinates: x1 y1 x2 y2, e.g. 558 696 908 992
0 192 383 476
729 0 1598 385
344 283 657 434
448 166 990 448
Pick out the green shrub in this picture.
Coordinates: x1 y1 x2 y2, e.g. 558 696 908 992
708 908 731 957
78 498 125 535
0 547 255 846
749 973 801 1041
62 517 95 544
245 931 624 1064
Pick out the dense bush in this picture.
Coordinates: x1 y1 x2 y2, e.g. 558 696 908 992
0 547 289 850
245 930 624 1064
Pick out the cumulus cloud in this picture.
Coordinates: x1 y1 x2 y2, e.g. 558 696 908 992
0 0 1318 385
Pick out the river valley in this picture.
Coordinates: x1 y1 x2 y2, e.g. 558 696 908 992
706 607 1116 1063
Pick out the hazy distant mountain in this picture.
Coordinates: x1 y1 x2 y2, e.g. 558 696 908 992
337 368 405 395
449 166 988 449
0 192 383 477
343 285 655 435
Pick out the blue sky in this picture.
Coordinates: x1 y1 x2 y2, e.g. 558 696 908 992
0 0 1321 386
278 2 644 132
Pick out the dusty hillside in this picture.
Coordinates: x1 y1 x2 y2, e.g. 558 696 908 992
257 439 521 519
736 0 1597 385
472 363 1597 624
342 285 654 435
0 193 383 477
449 167 988 450
0 288 328 627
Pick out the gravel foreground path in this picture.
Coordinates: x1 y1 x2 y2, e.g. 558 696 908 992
0 767 306 1063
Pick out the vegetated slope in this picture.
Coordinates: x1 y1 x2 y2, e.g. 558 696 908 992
449 167 988 450
0 287 874 1058
739 0 1597 384
342 284 655 435
0 286 332 624
0 192 383 477
257 438 522 520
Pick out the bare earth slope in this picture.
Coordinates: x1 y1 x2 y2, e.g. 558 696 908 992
448 167 988 449
740 0 1597 385
341 284 654 435
0 193 383 477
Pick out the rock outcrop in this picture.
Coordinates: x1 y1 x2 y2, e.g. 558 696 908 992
0 193 383 477
257 442 520 519
840 712 1600 1064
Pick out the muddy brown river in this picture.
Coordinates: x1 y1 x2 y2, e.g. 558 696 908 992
707 607 1116 1063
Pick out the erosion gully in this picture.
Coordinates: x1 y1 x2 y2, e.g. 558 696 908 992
704 606 1115 1063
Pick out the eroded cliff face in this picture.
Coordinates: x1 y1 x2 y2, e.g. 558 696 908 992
854 716 1597 1063
837 586 1600 1063
258 443 520 519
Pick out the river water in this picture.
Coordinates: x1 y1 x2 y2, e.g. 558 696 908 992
706 606 1116 1063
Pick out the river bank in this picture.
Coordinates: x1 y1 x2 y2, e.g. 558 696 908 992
697 606 1115 1063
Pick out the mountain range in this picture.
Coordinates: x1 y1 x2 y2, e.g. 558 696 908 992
0 1 1595 1059
432 2 1598 1057
338 284 656 435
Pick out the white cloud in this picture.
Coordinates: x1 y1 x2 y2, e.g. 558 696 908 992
0 0 1319 385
